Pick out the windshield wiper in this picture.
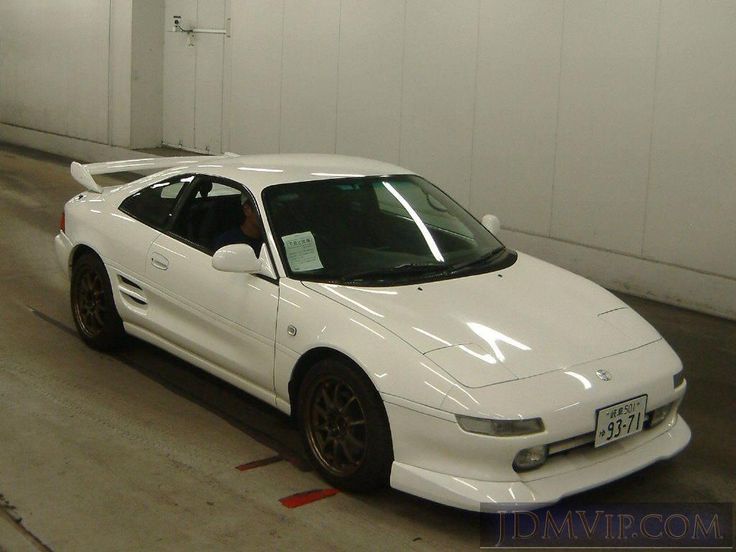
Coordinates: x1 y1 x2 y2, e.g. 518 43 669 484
336 262 449 283
447 246 506 274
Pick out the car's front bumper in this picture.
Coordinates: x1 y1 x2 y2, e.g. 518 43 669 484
389 413 690 512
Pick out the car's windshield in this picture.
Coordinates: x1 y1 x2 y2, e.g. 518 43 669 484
263 175 507 284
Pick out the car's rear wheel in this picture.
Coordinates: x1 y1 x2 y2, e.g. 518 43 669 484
298 357 393 492
71 252 125 350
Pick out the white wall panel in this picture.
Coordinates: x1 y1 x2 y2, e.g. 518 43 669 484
400 0 479 203
130 0 165 149
110 0 134 147
163 0 197 149
335 0 405 164
504 228 736 320
193 0 226 153
469 0 563 230
644 1 736 278
279 0 340 153
0 1 110 143
228 0 284 155
551 0 659 254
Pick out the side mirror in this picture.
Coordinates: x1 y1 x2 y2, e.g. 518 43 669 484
212 244 262 273
481 214 501 235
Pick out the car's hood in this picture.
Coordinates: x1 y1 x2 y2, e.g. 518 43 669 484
302 252 662 387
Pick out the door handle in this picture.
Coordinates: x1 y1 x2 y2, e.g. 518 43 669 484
151 252 169 270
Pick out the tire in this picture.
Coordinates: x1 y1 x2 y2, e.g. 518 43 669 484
70 252 125 350
297 357 393 492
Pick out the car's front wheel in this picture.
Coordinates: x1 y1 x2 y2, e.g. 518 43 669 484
298 357 393 492
71 252 125 350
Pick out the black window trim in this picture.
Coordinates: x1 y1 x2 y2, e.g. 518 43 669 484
118 173 196 232
166 174 280 285
260 173 514 286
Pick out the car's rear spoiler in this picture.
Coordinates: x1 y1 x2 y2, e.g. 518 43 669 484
70 152 240 193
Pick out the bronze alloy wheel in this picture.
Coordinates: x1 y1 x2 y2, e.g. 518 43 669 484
298 357 393 491
304 375 368 477
73 265 107 338
71 253 125 350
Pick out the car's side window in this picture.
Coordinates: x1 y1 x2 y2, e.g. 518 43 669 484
119 175 191 230
170 177 251 254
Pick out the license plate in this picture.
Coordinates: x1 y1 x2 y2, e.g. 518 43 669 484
594 395 647 447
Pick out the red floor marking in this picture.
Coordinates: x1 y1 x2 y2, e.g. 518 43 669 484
279 488 339 508
235 455 283 471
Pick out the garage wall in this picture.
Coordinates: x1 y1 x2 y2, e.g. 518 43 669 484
0 0 734 318
0 1 112 143
223 0 736 318
0 0 164 150
162 0 226 152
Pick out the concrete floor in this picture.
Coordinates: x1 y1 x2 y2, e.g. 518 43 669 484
0 142 733 551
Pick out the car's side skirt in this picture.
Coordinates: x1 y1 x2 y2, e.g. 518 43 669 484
123 322 284 414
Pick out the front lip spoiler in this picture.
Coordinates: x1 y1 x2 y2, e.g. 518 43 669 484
389 415 691 512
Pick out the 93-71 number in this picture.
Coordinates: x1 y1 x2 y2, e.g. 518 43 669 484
594 395 647 447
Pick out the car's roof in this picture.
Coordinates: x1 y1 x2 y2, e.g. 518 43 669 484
165 153 415 193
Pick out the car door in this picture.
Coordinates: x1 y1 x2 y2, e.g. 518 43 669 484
109 174 192 325
143 176 279 397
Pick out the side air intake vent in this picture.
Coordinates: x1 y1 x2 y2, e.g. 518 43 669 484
117 275 147 306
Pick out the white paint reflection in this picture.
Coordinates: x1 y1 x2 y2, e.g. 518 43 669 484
445 394 469 411
154 243 186 258
311 172 365 178
238 166 283 173
452 477 478 491
349 318 385 339
459 344 497 365
382 181 444 262
424 381 447 396
420 362 480 405
109 161 157 170
564 371 591 390
110 213 134 222
349 287 397 295
281 282 310 298
554 401 580 412
413 327 451 347
274 295 301 309
321 284 384 318
467 322 531 362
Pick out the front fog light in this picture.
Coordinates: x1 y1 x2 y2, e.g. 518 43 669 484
513 445 548 472
456 415 544 436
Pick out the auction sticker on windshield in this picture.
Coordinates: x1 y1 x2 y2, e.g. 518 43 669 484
282 231 323 272
594 395 647 447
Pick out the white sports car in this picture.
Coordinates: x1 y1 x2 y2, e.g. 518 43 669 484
55 153 690 511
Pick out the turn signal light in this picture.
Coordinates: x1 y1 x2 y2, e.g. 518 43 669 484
456 415 544 436
60 211 66 233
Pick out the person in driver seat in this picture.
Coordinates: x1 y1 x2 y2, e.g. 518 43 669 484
212 195 263 256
